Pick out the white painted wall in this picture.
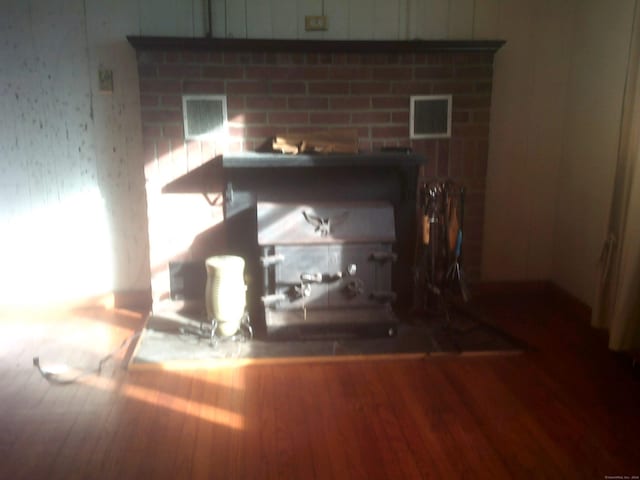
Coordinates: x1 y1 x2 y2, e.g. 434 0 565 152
479 0 636 309
551 0 636 304
482 0 636 307
0 0 633 307
0 0 149 306
482 0 574 282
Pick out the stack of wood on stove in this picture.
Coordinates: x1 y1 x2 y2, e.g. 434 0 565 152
272 128 358 154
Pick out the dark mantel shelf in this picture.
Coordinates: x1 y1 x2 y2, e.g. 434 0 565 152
162 152 426 194
127 36 505 54
222 151 425 168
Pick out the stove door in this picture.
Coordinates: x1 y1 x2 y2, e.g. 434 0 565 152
327 243 395 307
274 245 329 310
327 244 375 307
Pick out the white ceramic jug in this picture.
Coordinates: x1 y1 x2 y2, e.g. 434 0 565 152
205 255 246 337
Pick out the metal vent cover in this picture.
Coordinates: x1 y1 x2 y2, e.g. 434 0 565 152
410 95 452 139
182 95 227 140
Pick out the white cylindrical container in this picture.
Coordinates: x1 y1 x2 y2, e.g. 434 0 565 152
205 255 246 337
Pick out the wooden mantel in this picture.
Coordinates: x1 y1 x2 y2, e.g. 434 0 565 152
127 36 505 54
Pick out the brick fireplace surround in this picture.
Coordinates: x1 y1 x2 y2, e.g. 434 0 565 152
128 37 503 305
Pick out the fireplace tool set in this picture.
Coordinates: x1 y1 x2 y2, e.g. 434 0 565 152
413 180 470 316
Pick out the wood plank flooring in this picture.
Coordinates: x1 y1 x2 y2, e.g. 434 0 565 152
1 292 639 479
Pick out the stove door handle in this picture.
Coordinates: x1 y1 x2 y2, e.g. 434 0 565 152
260 254 285 267
261 293 286 307
300 272 323 283
300 264 356 284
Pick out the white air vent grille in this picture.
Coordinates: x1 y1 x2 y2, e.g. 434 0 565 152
410 95 452 139
182 95 227 140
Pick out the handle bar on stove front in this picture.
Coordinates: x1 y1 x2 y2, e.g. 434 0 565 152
300 264 357 284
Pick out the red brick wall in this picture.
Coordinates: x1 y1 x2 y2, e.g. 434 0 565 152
137 48 494 286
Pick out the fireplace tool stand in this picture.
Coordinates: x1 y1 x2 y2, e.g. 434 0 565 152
412 181 470 346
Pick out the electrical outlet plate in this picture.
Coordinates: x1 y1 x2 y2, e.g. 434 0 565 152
305 15 328 31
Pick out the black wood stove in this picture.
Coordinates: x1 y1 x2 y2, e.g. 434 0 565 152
164 151 426 339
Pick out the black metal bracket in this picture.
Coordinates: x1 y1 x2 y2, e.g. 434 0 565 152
201 192 222 206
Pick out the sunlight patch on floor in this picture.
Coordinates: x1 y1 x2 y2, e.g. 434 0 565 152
82 373 245 431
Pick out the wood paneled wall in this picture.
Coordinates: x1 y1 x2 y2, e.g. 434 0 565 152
136 0 501 41
2 0 632 310
0 0 150 306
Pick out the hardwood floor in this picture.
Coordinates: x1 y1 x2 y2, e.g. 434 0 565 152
1 291 639 479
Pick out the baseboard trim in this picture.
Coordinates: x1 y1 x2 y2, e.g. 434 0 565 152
473 280 592 322
473 280 551 297
546 282 592 322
